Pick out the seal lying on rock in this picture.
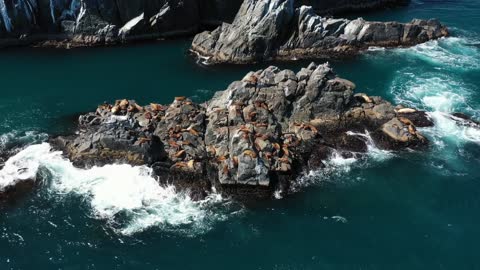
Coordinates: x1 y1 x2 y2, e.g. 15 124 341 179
50 63 431 200
191 0 448 64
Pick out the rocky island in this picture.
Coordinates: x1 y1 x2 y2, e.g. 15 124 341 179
191 0 448 64
46 63 434 200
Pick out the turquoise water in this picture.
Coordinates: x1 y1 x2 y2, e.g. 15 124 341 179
1 0 480 269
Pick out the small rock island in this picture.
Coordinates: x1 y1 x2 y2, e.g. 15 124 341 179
50 63 433 200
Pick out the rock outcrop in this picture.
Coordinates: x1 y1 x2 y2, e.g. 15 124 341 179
0 0 411 48
49 63 430 200
191 0 448 64
298 0 410 15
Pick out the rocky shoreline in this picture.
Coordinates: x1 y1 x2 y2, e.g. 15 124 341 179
1 0 410 49
191 0 448 64
44 63 432 200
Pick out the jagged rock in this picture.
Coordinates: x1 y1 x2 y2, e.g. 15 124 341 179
51 99 167 167
191 0 448 64
44 63 432 201
2 0 414 48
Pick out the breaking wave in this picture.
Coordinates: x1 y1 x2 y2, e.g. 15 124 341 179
396 37 480 70
289 37 480 191
291 131 394 192
390 39 480 146
390 71 478 116
0 143 237 236
389 34 480 176
0 130 48 152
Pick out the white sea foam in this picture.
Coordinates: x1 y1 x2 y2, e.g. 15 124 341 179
346 130 394 162
391 72 473 112
0 144 52 190
395 37 480 70
0 131 48 152
390 34 480 149
390 70 479 146
0 143 235 236
325 150 358 173
292 131 391 191
292 151 360 192
367 46 386 52
422 112 480 146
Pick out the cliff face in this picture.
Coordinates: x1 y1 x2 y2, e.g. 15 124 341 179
0 0 78 37
0 0 409 47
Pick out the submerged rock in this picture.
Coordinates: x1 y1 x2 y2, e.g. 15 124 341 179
46 63 430 200
191 0 448 64
0 179 35 205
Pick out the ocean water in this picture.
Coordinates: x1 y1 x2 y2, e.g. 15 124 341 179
1 0 480 269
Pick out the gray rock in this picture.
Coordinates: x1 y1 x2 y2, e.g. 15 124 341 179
191 0 448 64
50 63 430 200
0 0 415 48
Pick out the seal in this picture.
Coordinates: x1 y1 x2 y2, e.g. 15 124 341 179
355 93 373 103
150 103 163 112
174 150 186 158
243 149 257 158
175 96 186 102
396 108 417 114
111 105 120 114
398 117 414 126
119 99 129 110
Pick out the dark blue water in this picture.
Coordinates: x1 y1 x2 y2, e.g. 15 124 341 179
1 1 480 269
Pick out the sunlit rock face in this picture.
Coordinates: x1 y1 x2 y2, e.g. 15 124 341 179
191 0 447 64
0 0 410 46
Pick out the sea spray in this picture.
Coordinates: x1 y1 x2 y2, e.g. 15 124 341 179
393 37 480 70
390 38 480 145
0 143 238 236
345 130 394 162
391 71 475 114
290 131 393 192
0 144 52 190
388 35 480 175
0 131 48 152
422 112 480 146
